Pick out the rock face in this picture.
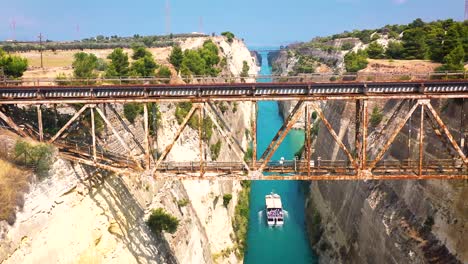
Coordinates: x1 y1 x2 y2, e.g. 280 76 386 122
304 100 467 264
0 37 257 264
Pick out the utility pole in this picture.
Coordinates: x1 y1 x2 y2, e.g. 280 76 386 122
38 33 44 69
465 0 468 21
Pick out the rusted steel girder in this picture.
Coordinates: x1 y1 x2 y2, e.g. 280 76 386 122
2 93 467 106
305 103 312 177
0 108 30 138
37 105 43 141
425 102 468 165
199 103 204 177
90 106 97 162
368 101 420 170
154 104 198 170
49 104 89 143
95 107 143 170
258 101 305 172
311 103 358 170
252 101 257 170
59 153 133 176
204 103 250 172
143 104 150 170
419 105 424 176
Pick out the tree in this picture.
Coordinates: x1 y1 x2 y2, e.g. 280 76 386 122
105 48 129 77
181 49 206 76
131 44 152 60
156 65 172 81
370 106 383 127
147 208 179 234
366 42 385 59
438 44 465 71
0 49 28 78
402 28 428 59
221 31 235 43
169 45 183 71
72 52 98 78
123 103 144 123
344 50 368 72
240 61 249 77
385 41 404 59
223 194 232 207
130 55 158 77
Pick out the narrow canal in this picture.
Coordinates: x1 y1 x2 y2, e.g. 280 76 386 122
244 50 317 263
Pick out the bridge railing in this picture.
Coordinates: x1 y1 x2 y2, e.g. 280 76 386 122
1 71 467 87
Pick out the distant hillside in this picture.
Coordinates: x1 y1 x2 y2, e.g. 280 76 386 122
272 19 467 75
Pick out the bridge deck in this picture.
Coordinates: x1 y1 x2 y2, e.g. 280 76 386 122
0 80 467 104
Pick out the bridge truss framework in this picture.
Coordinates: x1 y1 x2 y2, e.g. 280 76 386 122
0 80 467 180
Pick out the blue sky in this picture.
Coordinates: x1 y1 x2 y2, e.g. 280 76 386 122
0 0 463 46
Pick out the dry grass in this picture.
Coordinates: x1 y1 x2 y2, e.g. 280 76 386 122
0 160 32 225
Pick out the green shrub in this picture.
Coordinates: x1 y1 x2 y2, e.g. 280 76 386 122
147 208 179 234
370 106 383 127
14 140 54 176
244 147 253 162
221 31 235 43
232 181 250 258
123 103 144 123
223 194 232 207
341 42 355 51
177 198 189 207
344 50 368 72
210 140 222 161
366 42 385 59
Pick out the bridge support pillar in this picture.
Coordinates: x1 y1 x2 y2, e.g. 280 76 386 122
144 104 150 170
37 105 43 141
355 100 368 174
419 104 425 177
251 101 257 170
305 103 312 177
199 103 205 176
90 106 97 162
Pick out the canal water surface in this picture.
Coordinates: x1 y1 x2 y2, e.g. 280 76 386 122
244 50 317 263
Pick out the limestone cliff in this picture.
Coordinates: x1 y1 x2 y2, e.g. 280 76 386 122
0 37 258 264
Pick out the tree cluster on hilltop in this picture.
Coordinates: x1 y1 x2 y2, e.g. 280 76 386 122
0 33 211 52
169 40 224 77
294 19 467 73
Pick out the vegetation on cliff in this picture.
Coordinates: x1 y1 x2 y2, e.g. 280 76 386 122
232 180 250 258
147 208 179 234
169 40 223 77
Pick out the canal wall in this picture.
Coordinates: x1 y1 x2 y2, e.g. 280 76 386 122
305 99 467 264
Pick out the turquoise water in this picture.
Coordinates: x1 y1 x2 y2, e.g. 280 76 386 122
244 51 317 264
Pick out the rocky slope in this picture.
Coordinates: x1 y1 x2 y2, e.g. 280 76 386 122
0 36 258 264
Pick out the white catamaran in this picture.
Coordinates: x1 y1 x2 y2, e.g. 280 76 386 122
265 192 284 227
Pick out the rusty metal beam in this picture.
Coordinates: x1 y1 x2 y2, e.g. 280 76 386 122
199 103 204 177
305 103 312 177
425 102 468 165
49 104 88 143
252 101 257 170
2 93 467 106
362 100 368 171
154 104 198 169
37 105 43 141
59 153 133 175
204 103 250 171
95 106 143 170
419 105 424 177
90 106 97 162
144 103 150 170
368 101 420 170
311 103 358 170
258 101 305 172
0 108 29 138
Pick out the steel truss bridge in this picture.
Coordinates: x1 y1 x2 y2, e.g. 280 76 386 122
0 78 467 180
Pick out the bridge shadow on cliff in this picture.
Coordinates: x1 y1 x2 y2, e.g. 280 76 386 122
76 165 177 264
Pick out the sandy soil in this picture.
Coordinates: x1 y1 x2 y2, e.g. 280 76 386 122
362 59 442 74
